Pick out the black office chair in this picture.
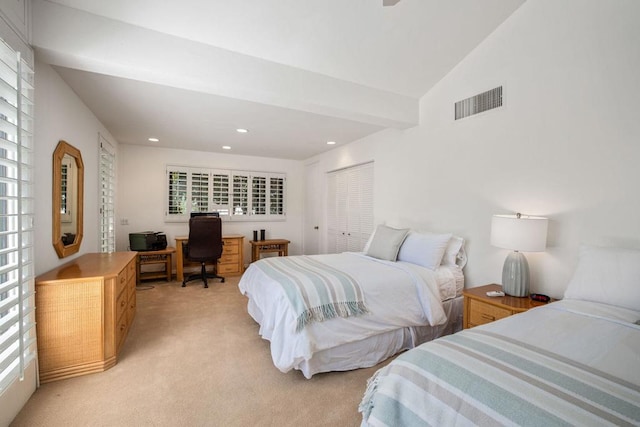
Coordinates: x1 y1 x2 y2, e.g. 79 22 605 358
182 216 225 288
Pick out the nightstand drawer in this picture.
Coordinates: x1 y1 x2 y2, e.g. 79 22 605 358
468 299 512 326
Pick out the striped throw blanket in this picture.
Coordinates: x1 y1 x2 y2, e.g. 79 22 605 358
254 256 368 332
360 327 640 427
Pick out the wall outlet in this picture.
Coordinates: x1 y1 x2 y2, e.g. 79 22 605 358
120 218 129 225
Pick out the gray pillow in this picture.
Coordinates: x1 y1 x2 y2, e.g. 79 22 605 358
366 225 410 261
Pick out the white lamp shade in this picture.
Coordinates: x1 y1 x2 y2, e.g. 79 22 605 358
491 214 548 252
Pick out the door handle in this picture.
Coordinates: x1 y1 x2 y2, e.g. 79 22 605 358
314 226 319 230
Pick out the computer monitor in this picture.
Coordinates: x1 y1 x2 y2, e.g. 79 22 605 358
190 211 220 218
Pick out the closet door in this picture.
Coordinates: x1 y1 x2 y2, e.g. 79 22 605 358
327 162 373 254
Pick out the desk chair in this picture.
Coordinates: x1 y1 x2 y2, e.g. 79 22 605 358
182 216 225 288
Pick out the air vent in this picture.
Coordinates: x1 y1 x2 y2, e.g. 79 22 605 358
455 86 502 120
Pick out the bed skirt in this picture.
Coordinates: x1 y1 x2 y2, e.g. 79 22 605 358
247 296 463 378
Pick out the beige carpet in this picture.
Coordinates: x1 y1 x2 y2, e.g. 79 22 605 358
11 276 392 426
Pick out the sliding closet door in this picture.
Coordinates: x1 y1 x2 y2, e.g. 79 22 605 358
327 162 373 254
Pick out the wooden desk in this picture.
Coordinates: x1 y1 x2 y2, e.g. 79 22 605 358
175 235 244 282
250 239 290 262
136 247 175 284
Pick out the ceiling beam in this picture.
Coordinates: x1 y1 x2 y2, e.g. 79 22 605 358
32 0 418 130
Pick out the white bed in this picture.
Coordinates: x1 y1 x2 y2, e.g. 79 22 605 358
360 245 640 426
238 227 466 378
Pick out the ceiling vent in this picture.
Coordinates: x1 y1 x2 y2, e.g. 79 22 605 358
455 86 502 120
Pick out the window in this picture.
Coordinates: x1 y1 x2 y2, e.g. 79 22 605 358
165 165 286 222
0 40 35 393
99 134 115 253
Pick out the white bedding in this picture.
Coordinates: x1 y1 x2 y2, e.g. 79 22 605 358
238 252 464 377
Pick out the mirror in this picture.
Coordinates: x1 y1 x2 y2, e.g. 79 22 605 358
52 140 84 258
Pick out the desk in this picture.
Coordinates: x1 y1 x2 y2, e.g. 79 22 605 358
250 239 290 262
136 247 175 284
175 235 244 282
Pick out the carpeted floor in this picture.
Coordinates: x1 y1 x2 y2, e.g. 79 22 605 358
11 276 390 426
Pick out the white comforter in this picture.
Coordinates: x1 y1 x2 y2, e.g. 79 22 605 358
238 252 451 375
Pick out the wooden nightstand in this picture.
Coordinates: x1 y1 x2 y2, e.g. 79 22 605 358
463 284 552 329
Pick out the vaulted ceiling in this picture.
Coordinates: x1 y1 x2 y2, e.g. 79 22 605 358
33 0 524 159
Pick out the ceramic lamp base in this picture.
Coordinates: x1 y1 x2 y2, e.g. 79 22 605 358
502 251 530 297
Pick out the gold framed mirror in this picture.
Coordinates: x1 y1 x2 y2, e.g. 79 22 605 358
52 140 84 258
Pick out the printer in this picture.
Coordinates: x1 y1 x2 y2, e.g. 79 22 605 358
129 231 167 251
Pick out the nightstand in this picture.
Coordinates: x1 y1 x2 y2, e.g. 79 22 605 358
463 284 552 329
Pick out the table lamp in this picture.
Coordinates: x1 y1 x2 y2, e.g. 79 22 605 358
490 213 548 297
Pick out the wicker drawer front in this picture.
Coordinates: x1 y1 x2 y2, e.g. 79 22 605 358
469 300 511 326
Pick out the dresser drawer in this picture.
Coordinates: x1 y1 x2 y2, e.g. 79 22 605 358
217 262 240 274
116 269 128 297
127 259 136 281
116 290 128 323
218 254 238 265
222 242 239 255
468 299 512 326
128 288 136 323
115 313 129 350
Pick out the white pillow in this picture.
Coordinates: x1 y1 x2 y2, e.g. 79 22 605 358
442 236 465 266
397 232 452 270
363 230 376 253
563 245 640 311
365 225 409 261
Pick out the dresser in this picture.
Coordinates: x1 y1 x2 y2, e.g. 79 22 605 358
175 235 244 282
35 252 138 383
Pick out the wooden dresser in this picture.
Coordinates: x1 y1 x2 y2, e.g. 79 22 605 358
35 252 137 383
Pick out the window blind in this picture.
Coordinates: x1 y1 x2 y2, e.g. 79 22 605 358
233 173 249 216
0 39 35 393
190 171 210 213
167 168 188 216
99 134 115 253
165 165 286 222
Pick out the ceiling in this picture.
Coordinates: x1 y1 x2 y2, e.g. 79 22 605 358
32 0 524 160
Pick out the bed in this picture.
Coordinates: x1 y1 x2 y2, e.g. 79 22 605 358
238 226 467 378
359 245 640 426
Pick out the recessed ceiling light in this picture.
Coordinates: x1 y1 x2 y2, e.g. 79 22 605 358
148 137 159 142
327 141 336 145
236 128 248 133
222 146 231 150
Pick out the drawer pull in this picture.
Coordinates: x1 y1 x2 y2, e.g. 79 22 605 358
481 314 496 321
120 299 127 308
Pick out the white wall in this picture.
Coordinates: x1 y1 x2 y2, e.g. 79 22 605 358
308 0 640 299
117 144 304 269
33 60 120 275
